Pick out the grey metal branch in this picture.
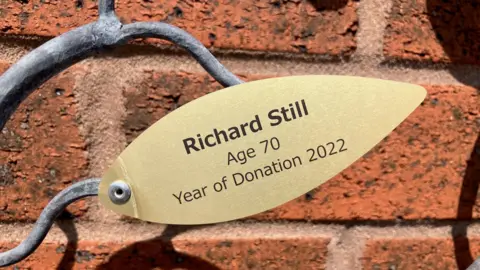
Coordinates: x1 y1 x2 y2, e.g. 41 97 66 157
0 19 121 130
0 3 243 267
119 22 244 87
0 178 100 267
99 0 115 17
0 19 242 131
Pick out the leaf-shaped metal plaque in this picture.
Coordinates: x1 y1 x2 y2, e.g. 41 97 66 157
98 75 426 224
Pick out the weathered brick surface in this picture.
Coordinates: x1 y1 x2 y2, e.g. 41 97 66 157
0 1 96 36
124 74 479 221
123 71 266 144
384 0 480 64
125 71 222 144
0 238 329 269
0 0 357 56
0 63 89 221
362 238 480 270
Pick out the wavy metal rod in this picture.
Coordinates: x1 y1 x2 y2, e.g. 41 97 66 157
0 0 242 266
118 22 242 87
0 179 100 266
0 1 243 130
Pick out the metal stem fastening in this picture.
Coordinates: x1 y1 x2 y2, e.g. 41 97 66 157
108 180 132 205
0 0 242 266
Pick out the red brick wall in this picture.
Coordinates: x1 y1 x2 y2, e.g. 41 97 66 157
0 0 479 269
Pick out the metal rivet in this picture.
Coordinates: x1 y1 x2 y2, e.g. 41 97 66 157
108 180 131 205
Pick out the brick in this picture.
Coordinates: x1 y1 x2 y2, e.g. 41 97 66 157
123 71 267 144
1 238 329 269
362 238 480 270
124 75 479 221
0 0 358 56
384 0 480 64
124 71 221 144
0 63 89 221
0 1 97 36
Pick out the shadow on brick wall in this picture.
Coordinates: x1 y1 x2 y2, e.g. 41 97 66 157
55 217 78 270
427 1 480 269
452 136 480 269
307 0 349 10
95 225 220 270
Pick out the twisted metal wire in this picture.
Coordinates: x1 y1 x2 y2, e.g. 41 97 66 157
0 0 242 266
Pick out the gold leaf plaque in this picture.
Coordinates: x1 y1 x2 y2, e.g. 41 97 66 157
98 75 426 224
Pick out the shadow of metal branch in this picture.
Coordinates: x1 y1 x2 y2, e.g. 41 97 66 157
55 213 79 270
452 135 480 269
95 224 220 270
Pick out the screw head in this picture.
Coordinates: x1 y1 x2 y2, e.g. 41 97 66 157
108 180 131 205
